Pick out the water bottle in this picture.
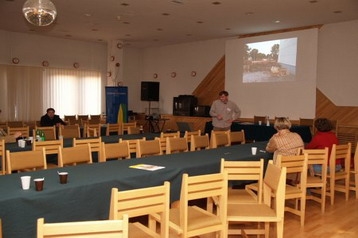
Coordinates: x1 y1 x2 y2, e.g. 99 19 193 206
140 125 144 134
40 130 46 141
266 116 270 126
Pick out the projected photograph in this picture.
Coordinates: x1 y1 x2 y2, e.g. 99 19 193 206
243 37 297 83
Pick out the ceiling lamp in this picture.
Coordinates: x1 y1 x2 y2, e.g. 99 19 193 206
22 0 57 26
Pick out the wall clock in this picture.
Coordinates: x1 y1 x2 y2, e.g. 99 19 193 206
42 60 49 67
171 72 176 78
12 57 20 64
73 62 80 68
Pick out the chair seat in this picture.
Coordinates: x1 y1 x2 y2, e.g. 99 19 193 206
285 185 304 197
170 206 222 232
307 175 324 186
130 222 160 238
227 204 279 222
228 188 258 204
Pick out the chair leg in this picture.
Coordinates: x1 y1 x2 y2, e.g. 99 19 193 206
300 197 306 226
330 178 335 205
276 220 284 238
355 172 358 199
345 176 350 201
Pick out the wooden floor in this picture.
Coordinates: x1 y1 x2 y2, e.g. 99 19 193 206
226 191 358 238
283 191 358 238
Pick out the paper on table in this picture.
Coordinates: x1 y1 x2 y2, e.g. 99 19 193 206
129 164 165 171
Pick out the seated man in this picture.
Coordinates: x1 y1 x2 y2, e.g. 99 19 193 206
40 108 67 127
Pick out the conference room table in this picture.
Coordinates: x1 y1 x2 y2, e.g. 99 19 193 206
205 121 312 143
0 141 272 238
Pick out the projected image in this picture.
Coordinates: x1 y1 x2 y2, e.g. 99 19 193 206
243 37 297 83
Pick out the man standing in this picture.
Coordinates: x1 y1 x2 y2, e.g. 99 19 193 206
209 91 240 131
40 108 67 127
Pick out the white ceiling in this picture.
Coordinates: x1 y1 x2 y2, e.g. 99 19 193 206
1 0 358 48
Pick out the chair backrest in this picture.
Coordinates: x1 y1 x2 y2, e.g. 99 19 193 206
102 141 130 161
35 126 56 140
221 158 264 203
276 153 308 190
58 144 93 167
8 126 30 138
84 123 101 137
122 122 137 134
127 126 140 135
176 121 193 132
302 147 329 174
77 115 89 122
73 137 102 161
63 115 76 124
106 123 123 136
179 172 228 236
122 137 145 155
184 130 201 144
160 131 180 138
109 182 170 238
166 137 188 154
262 163 286 218
210 130 230 148
0 139 5 175
7 121 24 127
136 139 162 158
329 143 351 174
6 148 47 174
253 115 266 124
33 139 63 155
299 118 314 135
155 137 167 154
59 125 81 139
229 130 245 145
37 216 129 238
190 133 210 151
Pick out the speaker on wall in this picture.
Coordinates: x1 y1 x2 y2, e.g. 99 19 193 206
141 81 160 101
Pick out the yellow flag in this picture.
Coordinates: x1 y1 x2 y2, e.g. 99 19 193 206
117 104 123 123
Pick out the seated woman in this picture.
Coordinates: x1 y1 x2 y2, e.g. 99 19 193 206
0 128 22 143
305 118 340 173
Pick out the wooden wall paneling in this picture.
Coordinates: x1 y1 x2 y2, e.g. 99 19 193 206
192 56 225 106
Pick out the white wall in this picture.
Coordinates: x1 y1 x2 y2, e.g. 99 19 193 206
317 20 358 106
121 38 228 114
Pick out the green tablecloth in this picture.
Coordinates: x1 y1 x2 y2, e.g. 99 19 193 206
0 141 271 238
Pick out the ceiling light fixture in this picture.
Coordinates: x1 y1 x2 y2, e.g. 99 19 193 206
22 0 57 26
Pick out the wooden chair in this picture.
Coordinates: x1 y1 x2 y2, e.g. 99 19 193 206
299 118 314 135
136 139 162 158
7 121 24 127
37 216 129 238
0 139 5 175
63 115 76 124
253 115 266 124
77 115 89 122
109 182 170 238
59 124 81 139
276 153 308 226
127 126 141 135
222 158 264 205
34 126 56 140
326 143 351 205
106 123 122 136
160 131 180 139
73 137 102 162
102 140 130 161
227 163 286 238
89 114 102 124
229 130 246 145
165 172 228 238
84 123 101 137
302 148 329 213
122 122 137 134
122 137 145 156
155 137 167 154
7 126 30 138
210 130 230 148
350 142 358 199
6 148 47 174
166 137 188 154
58 144 92 167
32 139 64 168
183 130 201 145
190 133 210 151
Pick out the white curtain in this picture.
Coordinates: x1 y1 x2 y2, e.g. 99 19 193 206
0 65 101 121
